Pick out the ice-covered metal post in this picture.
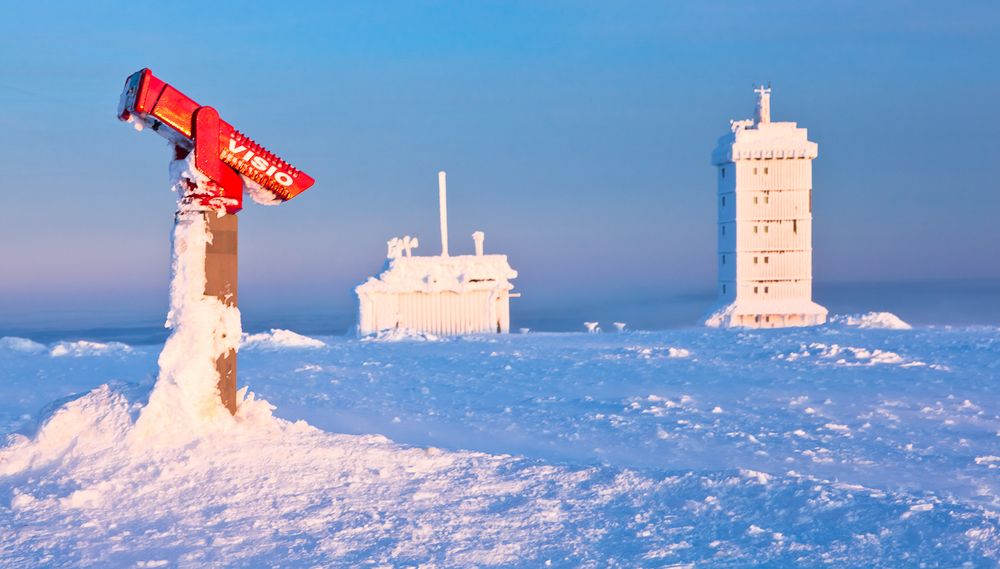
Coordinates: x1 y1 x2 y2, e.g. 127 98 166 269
203 212 239 412
472 230 485 256
754 84 771 125
438 170 449 257
118 68 315 414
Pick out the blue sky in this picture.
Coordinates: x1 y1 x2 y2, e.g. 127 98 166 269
1 1 998 329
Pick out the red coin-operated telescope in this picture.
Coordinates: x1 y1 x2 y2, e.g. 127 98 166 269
118 68 315 212
118 68 316 414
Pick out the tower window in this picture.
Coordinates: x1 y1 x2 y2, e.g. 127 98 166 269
764 225 769 233
722 196 726 206
754 286 758 293
721 167 726 178
764 167 769 175
754 256 759 264
722 225 726 236
793 220 798 233
722 284 727 294
764 256 770 263
765 196 770 204
722 255 726 265
753 167 758 175
754 196 758 204
765 286 769 293
753 226 758 234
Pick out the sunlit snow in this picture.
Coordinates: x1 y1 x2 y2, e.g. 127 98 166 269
1 316 998 566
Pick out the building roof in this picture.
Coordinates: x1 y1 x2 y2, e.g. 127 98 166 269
712 122 818 164
356 254 517 295
711 87 818 164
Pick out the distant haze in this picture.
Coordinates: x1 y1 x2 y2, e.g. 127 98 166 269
1 1 998 331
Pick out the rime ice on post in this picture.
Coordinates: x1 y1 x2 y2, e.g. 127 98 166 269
705 85 828 328
584 322 601 334
356 171 519 336
472 231 485 257
134 156 243 435
438 171 450 257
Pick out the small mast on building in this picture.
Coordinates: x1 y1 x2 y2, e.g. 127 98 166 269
704 85 828 328
438 170 450 257
754 84 771 124
356 171 519 336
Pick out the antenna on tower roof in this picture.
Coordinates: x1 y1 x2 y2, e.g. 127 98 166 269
754 83 772 125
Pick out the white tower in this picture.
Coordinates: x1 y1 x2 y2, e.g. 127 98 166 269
705 86 828 328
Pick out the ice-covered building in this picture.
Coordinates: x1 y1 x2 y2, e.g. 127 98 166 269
356 172 518 336
705 86 828 328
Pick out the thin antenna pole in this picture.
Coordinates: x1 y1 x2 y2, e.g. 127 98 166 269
754 83 772 125
438 170 449 257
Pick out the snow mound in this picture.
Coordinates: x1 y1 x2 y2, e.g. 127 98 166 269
667 347 691 358
831 312 912 330
0 336 45 353
364 328 442 342
702 303 735 328
0 385 133 476
778 342 927 367
241 329 326 350
620 346 692 360
49 340 132 358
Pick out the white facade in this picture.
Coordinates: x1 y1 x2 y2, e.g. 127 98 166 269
355 172 518 336
705 87 828 328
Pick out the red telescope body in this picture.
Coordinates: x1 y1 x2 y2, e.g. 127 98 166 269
118 68 314 213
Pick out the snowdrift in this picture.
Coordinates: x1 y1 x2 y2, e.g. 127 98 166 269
0 336 45 353
49 340 132 358
241 328 326 350
362 327 443 342
829 311 912 330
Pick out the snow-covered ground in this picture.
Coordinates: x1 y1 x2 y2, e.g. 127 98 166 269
2 318 999 567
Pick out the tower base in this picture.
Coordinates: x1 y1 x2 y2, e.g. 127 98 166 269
704 299 828 329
